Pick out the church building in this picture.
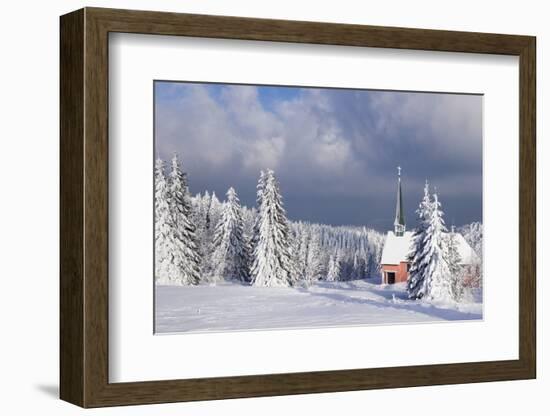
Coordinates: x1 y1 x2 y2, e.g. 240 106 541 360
380 168 478 285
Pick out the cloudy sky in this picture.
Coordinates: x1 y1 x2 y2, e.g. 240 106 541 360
154 81 482 231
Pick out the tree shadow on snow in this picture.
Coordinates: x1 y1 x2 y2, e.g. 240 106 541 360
298 287 481 322
313 280 409 302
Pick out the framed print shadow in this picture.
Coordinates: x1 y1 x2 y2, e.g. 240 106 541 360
60 7 536 408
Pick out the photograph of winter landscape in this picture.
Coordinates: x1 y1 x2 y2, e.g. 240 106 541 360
154 81 483 334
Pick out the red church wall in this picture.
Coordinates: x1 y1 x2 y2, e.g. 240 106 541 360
381 262 409 284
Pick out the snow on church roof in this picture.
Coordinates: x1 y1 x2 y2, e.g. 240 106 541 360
380 231 479 265
381 231 413 265
443 232 479 265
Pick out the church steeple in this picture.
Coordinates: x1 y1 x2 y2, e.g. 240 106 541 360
394 166 406 236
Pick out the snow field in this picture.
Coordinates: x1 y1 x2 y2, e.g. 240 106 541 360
155 278 482 334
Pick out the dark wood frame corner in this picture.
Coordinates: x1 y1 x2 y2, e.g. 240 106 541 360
60 7 536 408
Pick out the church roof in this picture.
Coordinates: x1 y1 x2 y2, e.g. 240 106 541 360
380 231 479 265
381 231 413 265
442 233 480 265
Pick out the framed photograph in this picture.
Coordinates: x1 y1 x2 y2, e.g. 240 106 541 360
60 7 536 408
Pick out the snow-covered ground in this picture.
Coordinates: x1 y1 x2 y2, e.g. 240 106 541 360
155 278 482 334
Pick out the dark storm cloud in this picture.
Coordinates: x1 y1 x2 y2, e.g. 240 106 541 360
155 82 482 231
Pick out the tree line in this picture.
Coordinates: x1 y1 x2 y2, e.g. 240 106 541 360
155 153 482 296
154 154 384 287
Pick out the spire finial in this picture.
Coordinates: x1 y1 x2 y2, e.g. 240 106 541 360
397 166 401 177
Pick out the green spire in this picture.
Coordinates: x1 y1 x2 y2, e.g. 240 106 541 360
394 166 406 236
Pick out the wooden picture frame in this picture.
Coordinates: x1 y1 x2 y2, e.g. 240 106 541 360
60 7 536 408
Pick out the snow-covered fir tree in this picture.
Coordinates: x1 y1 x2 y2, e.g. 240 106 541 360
241 206 257 241
210 187 250 282
167 154 201 285
207 192 223 235
287 233 301 286
190 191 211 271
326 251 341 282
305 232 324 283
295 224 310 280
286 225 303 285
351 252 362 280
407 181 433 299
447 226 464 301
250 170 294 287
421 192 453 302
197 191 225 279
365 245 379 278
154 158 173 283
249 170 267 269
